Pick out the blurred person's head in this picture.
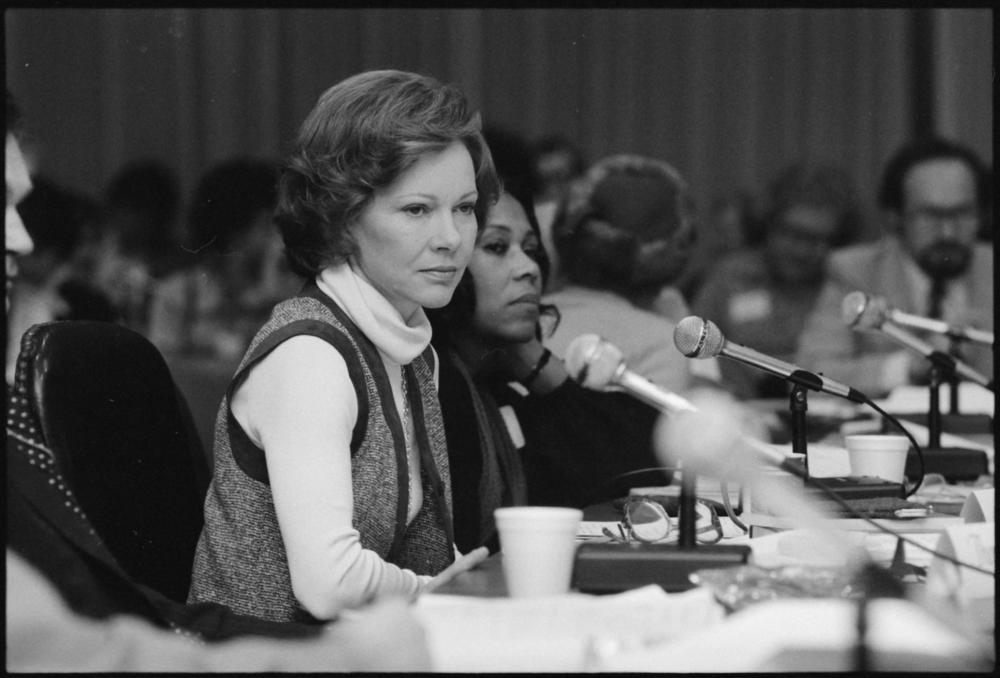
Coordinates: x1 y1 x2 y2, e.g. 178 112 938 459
13 172 116 323
705 192 759 251
552 154 696 303
16 176 100 284
187 157 280 273
530 135 585 204
878 138 988 281
275 70 499 281
103 159 181 269
482 126 536 200
6 89 34 311
761 163 860 285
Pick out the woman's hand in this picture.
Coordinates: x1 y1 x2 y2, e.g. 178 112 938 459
422 546 489 593
511 339 569 394
508 339 547 379
476 337 568 394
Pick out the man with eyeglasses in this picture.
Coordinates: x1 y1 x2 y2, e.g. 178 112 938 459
795 138 992 398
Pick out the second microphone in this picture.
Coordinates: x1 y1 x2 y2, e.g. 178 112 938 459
672 316 868 404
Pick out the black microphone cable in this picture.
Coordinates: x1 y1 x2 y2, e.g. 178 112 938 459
860 395 926 497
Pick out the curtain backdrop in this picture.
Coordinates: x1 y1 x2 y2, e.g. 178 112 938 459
6 8 992 240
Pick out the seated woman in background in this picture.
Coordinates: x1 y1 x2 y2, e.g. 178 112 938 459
428 177 666 554
544 154 721 389
188 69 498 623
147 157 300 361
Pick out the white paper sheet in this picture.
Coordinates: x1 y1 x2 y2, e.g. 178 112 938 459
415 585 724 672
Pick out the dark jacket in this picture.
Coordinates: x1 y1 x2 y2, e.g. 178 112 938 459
437 347 668 554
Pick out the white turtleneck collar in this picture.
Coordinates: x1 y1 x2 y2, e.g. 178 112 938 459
316 262 432 366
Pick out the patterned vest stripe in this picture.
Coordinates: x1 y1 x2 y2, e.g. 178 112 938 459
226 318 370 484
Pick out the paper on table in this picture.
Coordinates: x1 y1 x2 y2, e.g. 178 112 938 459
746 528 865 567
745 511 963 535
630 476 743 505
578 516 746 543
577 521 619 539
960 489 994 523
875 382 994 415
784 442 851 478
745 526 942 570
737 441 851 478
598 597 988 672
925 522 995 631
414 585 724 672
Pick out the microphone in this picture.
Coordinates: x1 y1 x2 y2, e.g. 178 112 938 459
842 291 994 390
564 334 698 415
564 333 804 474
673 316 868 404
842 290 993 345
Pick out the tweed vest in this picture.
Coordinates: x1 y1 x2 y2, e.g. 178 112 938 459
188 282 454 623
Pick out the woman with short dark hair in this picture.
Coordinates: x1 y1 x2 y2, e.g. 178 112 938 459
544 154 718 390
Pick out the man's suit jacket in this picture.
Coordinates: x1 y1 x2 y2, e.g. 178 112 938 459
795 236 993 397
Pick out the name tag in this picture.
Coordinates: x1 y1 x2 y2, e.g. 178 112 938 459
499 405 526 450
926 523 995 621
728 289 772 324
960 489 994 523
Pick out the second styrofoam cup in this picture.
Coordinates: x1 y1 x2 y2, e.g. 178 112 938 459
494 506 582 598
844 434 910 483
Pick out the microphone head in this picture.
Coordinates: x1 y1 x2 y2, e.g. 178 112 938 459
673 316 724 359
653 388 747 479
841 291 886 330
564 334 624 390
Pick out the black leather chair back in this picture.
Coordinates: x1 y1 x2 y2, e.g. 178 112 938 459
25 320 209 602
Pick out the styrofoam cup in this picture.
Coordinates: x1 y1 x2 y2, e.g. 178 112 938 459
844 434 910 483
494 506 582 598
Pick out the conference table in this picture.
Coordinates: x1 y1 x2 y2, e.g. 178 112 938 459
423 516 993 672
421 396 995 672
163 354 992 671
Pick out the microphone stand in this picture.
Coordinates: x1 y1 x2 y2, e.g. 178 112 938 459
946 337 961 415
922 341 993 435
778 384 811 478
790 384 809 459
779 384 906 501
903 362 989 482
573 462 752 594
677 462 697 549
852 562 908 672
928 364 945 449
